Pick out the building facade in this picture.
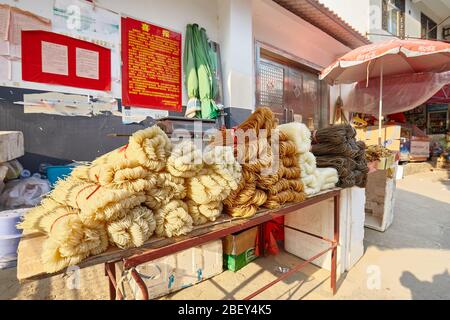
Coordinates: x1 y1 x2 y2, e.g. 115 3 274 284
1 0 448 168
318 0 450 42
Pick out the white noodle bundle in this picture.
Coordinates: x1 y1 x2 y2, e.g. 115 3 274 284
299 152 317 177
107 206 156 249
277 122 312 154
316 167 339 190
154 200 193 238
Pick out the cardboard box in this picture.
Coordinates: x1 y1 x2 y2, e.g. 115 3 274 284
284 187 366 274
355 125 401 151
126 240 223 300
364 168 396 231
223 226 258 272
376 154 396 170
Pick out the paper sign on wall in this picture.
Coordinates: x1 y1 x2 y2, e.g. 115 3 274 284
41 41 68 75
76 48 99 79
121 17 182 111
53 0 120 96
0 4 10 41
21 30 111 91
9 6 51 57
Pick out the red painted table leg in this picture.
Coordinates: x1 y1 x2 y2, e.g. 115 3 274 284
331 194 340 295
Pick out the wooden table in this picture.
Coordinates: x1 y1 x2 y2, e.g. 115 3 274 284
17 189 341 300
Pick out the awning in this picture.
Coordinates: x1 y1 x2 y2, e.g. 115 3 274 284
273 0 371 49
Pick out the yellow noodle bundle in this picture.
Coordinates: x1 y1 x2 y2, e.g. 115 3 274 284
237 107 278 135
107 206 156 249
185 146 242 222
222 107 279 218
144 172 185 210
224 179 267 218
167 140 204 178
94 126 171 172
40 210 108 273
71 159 151 192
259 122 306 209
264 190 306 209
50 178 145 226
154 200 193 238
187 200 223 225
186 148 241 205
18 197 109 273
17 198 77 233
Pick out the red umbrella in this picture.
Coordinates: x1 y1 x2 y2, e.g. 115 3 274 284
320 39 450 144
321 39 450 85
344 71 450 115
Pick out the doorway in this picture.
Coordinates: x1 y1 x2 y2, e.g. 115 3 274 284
255 42 329 129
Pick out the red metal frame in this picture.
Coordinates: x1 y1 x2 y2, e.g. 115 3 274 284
105 190 340 300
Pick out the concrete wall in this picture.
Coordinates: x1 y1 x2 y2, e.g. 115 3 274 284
0 0 220 104
253 0 351 70
219 0 254 111
318 0 371 36
323 0 450 42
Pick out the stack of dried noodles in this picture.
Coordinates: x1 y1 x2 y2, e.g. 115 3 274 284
261 131 305 209
223 107 277 218
148 140 196 237
312 124 368 188
187 145 241 225
18 126 170 273
278 122 339 195
223 107 306 217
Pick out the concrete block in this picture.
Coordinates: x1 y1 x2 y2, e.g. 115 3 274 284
0 131 24 163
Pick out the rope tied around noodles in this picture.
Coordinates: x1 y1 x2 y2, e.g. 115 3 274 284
49 212 78 233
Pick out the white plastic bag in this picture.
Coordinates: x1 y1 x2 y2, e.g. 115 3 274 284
0 177 50 210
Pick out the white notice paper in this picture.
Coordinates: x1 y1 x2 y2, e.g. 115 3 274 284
41 41 68 75
76 47 99 79
0 4 10 41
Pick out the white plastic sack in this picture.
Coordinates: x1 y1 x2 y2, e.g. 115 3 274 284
0 178 50 210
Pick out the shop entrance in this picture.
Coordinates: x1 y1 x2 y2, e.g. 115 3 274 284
255 43 329 129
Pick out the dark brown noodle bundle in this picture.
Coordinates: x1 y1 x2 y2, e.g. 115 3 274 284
311 142 359 157
312 124 349 145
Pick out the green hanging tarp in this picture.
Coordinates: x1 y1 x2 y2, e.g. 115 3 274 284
183 24 201 118
191 24 219 119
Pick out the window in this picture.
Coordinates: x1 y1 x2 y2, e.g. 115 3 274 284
382 0 405 37
421 13 437 39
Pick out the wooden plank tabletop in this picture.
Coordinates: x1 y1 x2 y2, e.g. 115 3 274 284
17 189 340 282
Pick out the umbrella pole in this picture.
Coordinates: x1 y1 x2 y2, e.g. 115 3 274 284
378 62 384 145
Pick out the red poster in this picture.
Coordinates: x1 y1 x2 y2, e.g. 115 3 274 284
21 30 111 91
121 17 182 111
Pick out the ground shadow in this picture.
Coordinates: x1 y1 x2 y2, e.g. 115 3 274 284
364 188 450 252
400 270 450 299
